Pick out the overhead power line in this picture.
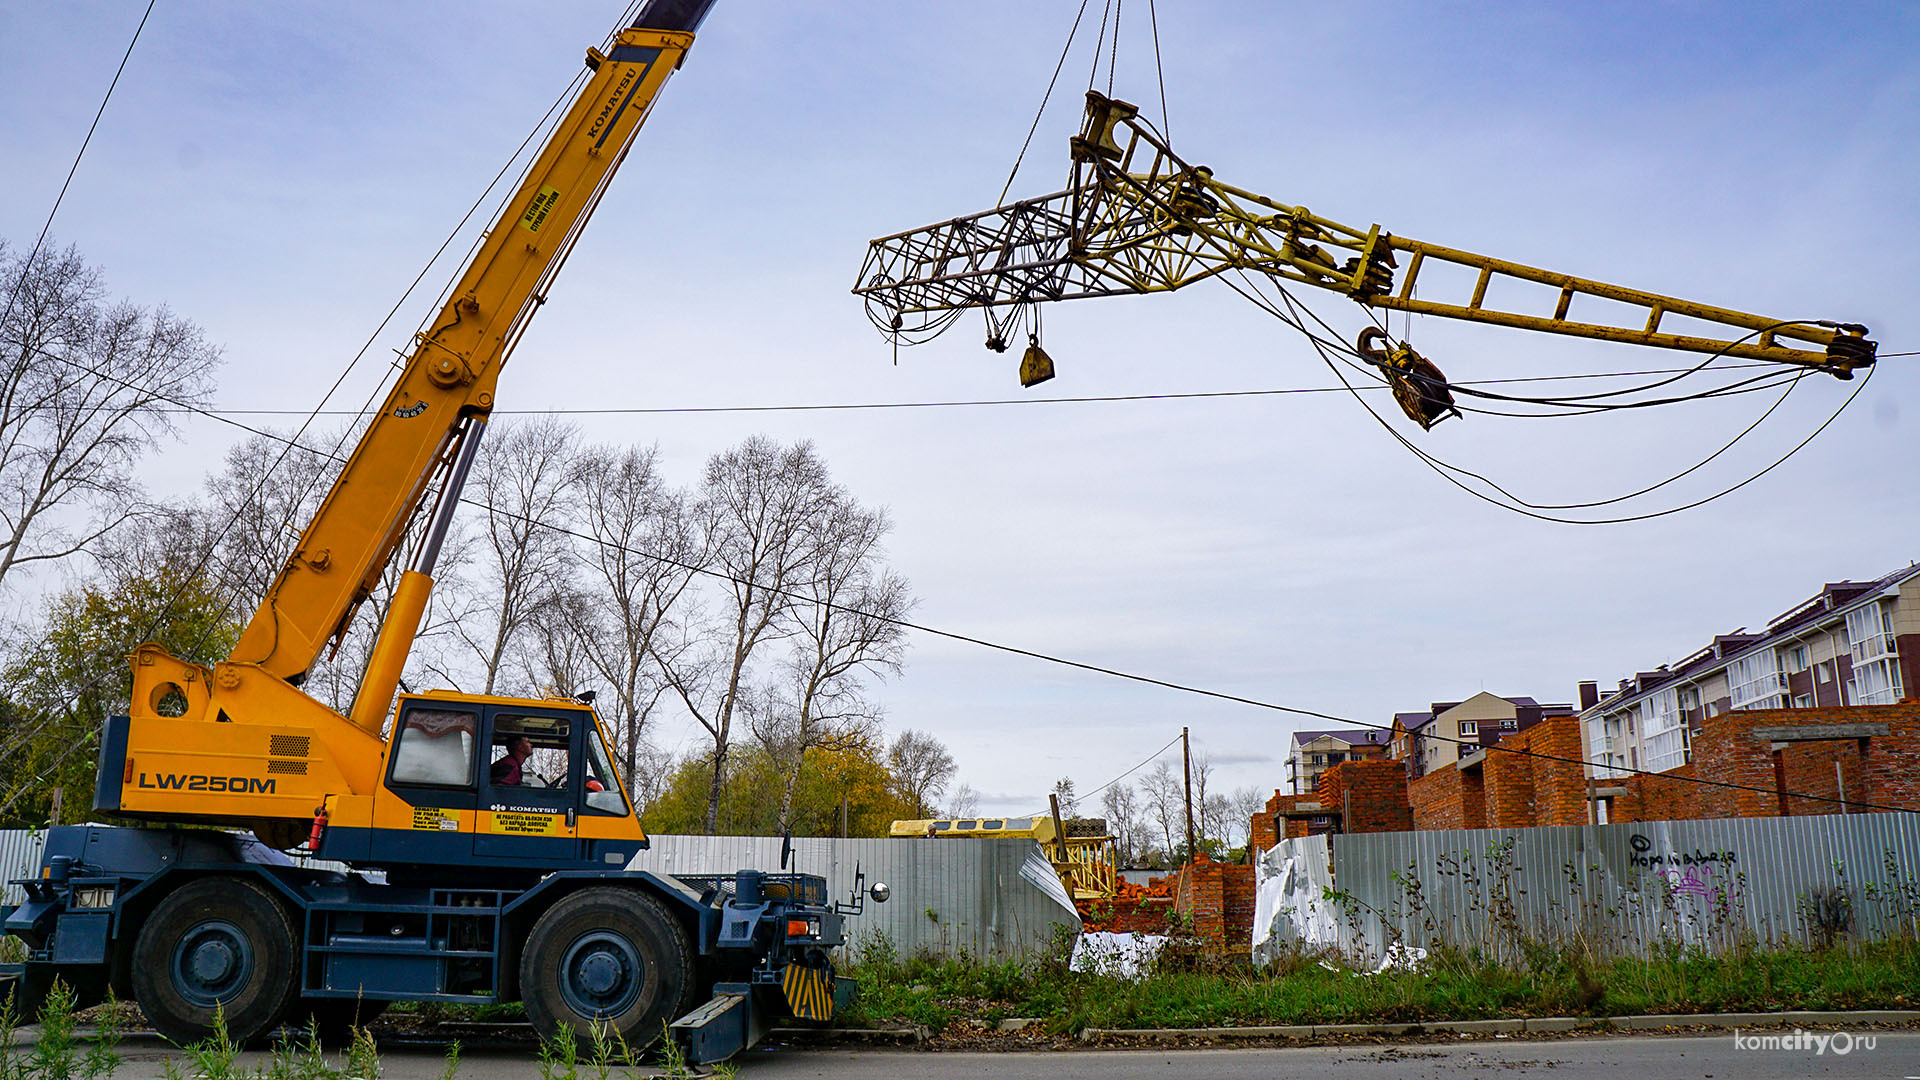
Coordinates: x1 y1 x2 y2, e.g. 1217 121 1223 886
2 346 1909 822
0 0 156 330
98 359 1852 418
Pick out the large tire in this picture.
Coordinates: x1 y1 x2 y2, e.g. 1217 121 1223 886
518 887 694 1051
130 877 301 1046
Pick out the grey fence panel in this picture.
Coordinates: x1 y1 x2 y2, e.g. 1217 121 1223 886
631 836 1082 959
1310 813 1920 964
0 830 47 904
0 829 1082 958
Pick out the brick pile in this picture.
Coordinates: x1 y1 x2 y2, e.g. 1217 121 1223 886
1075 875 1176 934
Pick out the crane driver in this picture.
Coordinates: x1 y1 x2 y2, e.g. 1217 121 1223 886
490 735 534 786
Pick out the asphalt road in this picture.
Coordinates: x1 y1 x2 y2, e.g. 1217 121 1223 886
91 1031 1920 1080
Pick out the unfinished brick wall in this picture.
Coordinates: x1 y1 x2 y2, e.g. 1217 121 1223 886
1612 763 1697 823
1483 716 1588 828
1253 791 1325 853
1409 761 1484 830
1609 704 1920 823
1169 853 1257 951
1314 760 1413 833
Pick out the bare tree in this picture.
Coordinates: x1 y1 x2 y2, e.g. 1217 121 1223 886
565 442 702 789
1137 760 1184 864
1102 782 1147 866
1051 777 1079 819
438 417 579 695
945 781 980 818
887 728 954 818
1224 785 1267 851
0 241 219 591
752 497 911 833
653 437 837 834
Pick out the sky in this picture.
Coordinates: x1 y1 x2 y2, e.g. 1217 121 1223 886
1 1 1915 821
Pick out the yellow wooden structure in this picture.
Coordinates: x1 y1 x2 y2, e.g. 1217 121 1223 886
889 816 1118 901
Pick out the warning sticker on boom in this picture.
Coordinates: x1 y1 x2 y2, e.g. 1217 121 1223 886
518 185 562 235
486 811 560 836
412 806 459 831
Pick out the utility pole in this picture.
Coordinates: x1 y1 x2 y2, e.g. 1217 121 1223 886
1182 727 1197 864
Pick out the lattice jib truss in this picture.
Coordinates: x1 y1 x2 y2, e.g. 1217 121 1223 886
855 91 1876 379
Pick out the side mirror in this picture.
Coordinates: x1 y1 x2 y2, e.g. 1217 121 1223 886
869 881 890 904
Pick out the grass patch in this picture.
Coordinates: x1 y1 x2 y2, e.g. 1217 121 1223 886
840 935 1920 1033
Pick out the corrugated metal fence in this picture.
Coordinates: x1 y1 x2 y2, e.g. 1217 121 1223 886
1254 813 1920 966
0 830 1082 960
633 836 1081 959
0 830 46 905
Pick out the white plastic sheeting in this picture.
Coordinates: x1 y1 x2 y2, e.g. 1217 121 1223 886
1069 931 1169 979
1250 834 1338 968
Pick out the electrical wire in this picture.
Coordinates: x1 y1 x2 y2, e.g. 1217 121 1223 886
2 360 1906 822
0 1 156 332
20 354 1831 418
998 0 1094 207
1201 260 1874 523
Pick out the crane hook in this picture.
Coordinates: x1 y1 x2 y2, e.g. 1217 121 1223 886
1355 327 1461 431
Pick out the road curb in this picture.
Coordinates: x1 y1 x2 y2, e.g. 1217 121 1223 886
1076 1009 1920 1043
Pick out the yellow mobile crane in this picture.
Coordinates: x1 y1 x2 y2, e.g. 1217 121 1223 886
4 3 883 1062
856 92 1877 430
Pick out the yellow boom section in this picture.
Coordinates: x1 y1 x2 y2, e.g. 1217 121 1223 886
231 26 696 684
117 8 708 835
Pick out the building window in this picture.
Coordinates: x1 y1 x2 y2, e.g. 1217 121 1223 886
1310 753 1324 765
1846 602 1896 665
1814 661 1833 684
1643 687 1687 773
1459 721 1478 736
1728 651 1787 711
1500 718 1517 730
1793 694 1814 709
1782 645 1809 674
1852 658 1905 707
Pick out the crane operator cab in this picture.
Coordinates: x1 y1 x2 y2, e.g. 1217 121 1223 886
311 691 648 880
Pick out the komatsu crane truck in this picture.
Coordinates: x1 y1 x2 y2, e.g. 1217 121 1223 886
2 1 881 1062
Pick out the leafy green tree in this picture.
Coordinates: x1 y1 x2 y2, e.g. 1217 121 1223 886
639 736 912 838
0 563 238 826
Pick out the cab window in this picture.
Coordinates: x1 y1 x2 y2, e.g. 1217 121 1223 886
389 707 477 788
582 720 629 816
487 714 572 790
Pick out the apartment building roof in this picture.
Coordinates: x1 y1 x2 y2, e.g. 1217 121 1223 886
1394 695 1571 733
1590 561 1920 715
1292 727 1390 748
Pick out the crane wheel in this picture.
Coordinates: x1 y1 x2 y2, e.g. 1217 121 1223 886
519 887 693 1051
130 877 301 1046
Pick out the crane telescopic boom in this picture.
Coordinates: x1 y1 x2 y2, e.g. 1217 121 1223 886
113 0 714 834
855 92 1877 427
